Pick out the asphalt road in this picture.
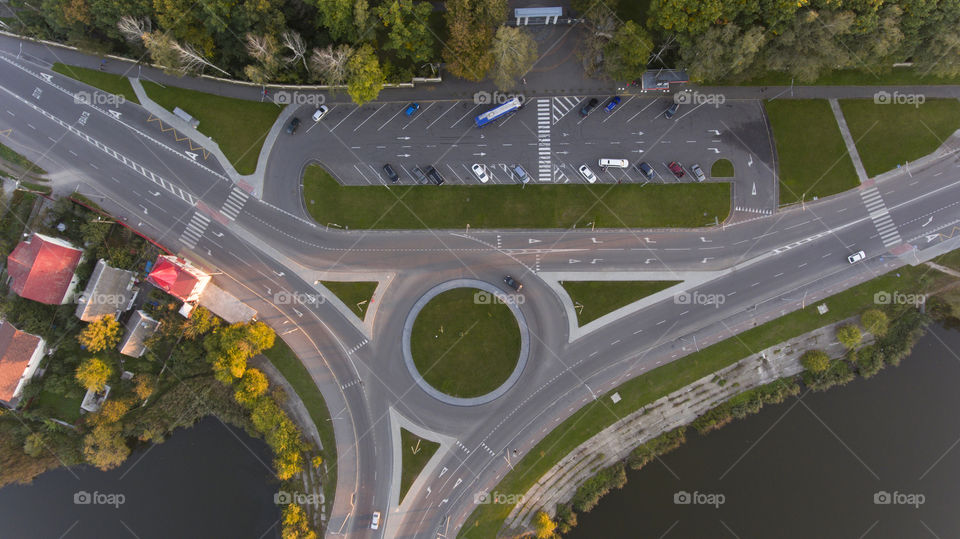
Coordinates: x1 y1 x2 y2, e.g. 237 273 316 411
1 44 959 539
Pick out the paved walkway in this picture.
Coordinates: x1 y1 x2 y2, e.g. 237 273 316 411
829 98 869 183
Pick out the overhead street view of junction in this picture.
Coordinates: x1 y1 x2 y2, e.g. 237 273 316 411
2 1 960 538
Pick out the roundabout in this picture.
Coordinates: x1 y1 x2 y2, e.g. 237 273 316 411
402 279 530 406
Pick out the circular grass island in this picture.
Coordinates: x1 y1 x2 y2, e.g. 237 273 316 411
410 287 521 399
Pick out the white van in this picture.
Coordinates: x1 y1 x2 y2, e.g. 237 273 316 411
598 158 629 169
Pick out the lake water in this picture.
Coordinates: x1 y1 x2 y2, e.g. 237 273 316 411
567 323 960 538
0 417 281 538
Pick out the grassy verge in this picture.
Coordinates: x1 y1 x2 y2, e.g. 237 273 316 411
459 263 950 537
0 142 47 176
303 165 730 229
560 281 681 326
321 281 378 320
710 158 734 178
721 67 960 86
411 288 520 398
764 100 859 205
399 428 440 503
141 81 282 175
33 389 82 423
51 63 140 105
839 99 960 178
261 339 337 514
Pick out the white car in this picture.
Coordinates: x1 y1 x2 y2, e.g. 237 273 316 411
312 105 329 122
578 164 598 183
847 250 865 264
472 163 489 183
691 164 706 182
370 511 381 530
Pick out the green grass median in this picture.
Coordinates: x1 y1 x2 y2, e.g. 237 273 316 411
561 280 681 326
400 428 440 503
839 98 960 177
765 99 859 205
52 63 140 105
303 165 730 229
460 263 951 537
321 281 378 320
142 81 282 175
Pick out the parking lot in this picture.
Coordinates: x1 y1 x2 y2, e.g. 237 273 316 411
275 91 777 218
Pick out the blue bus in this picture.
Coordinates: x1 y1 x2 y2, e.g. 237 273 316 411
475 98 522 128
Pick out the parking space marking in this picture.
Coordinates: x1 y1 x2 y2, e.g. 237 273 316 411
601 95 634 123
554 164 570 183
353 105 383 132
377 105 405 131
402 102 435 130
552 96 580 124
330 106 360 131
353 164 374 184
451 104 481 128
425 103 456 129
627 99 659 123
445 163 465 183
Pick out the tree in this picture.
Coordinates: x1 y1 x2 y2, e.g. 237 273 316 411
92 399 131 424
534 510 557 538
764 9 856 82
346 44 385 105
182 306 220 340
116 15 151 43
443 0 499 81
133 373 157 401
142 31 184 74
281 503 317 539
681 23 767 82
23 432 45 458
800 349 831 373
315 0 356 42
860 309 889 337
489 26 537 90
82 423 129 471
650 0 725 35
836 324 862 349
75 357 112 392
604 21 653 81
234 368 269 405
244 33 282 84
77 315 121 353
310 44 353 85
281 31 309 71
375 0 435 64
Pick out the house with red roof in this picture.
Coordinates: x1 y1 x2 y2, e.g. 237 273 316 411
147 255 211 304
0 321 46 408
7 233 83 305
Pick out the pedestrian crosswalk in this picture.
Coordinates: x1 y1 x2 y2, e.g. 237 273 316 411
221 187 249 220
551 96 581 124
179 211 210 249
860 185 902 248
734 206 773 215
537 99 552 182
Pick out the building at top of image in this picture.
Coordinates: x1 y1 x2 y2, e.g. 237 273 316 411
6 233 83 305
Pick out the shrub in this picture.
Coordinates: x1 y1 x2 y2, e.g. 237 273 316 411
856 344 885 378
570 462 627 513
835 324 862 349
803 359 855 391
534 510 557 538
800 349 831 373
75 357 112 392
628 427 687 469
860 309 889 336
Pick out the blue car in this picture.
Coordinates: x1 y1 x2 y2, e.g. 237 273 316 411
604 96 621 112
405 103 420 116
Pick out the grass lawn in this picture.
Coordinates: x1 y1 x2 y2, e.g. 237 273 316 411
141 81 283 175
459 263 952 538
560 280 681 326
321 281 378 320
261 339 337 513
0 142 47 175
51 63 140 105
764 100 859 205
399 428 440 503
720 67 960 86
0 190 38 257
411 288 520 398
33 389 82 423
839 99 960 178
710 158 734 178
303 165 730 229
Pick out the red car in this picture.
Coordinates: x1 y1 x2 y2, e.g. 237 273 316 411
668 161 685 178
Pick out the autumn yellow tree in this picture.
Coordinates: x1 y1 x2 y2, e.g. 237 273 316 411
77 315 121 353
75 357 112 392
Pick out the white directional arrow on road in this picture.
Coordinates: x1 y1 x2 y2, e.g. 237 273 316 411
707 148 720 153
922 217 933 227
748 155 754 167
473 152 486 156
637 131 644 136
108 110 122 119
927 234 940 243
569 259 581 264
396 136 410 140
590 259 603 264
700 236 712 242
708 129 720 135
454 478 462 488
591 237 602 243
396 153 411 158
752 182 757 196
555 151 569 155
40 73 52 82
644 237 656 244
645 258 656 264
439 467 448 477
529 238 541 244
185 151 198 160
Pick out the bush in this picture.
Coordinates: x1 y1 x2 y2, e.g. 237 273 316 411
554 502 578 534
533 510 557 538
570 462 627 513
860 309 889 336
691 379 801 434
835 324 862 348
800 349 831 373
803 359 855 392
856 344 885 378
628 427 687 469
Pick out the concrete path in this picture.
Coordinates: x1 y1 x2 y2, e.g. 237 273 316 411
829 98 869 183
925 261 960 279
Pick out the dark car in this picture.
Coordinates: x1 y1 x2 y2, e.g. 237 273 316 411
664 102 679 119
382 163 399 183
285 117 301 134
412 166 428 184
580 98 599 117
604 96 621 112
668 161 685 178
635 161 654 180
425 166 445 185
405 103 420 116
503 275 522 291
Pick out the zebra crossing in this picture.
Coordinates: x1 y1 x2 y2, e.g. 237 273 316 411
860 185 902 248
221 187 249 220
734 206 774 215
179 211 210 249
537 99 552 182
551 96 581 124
